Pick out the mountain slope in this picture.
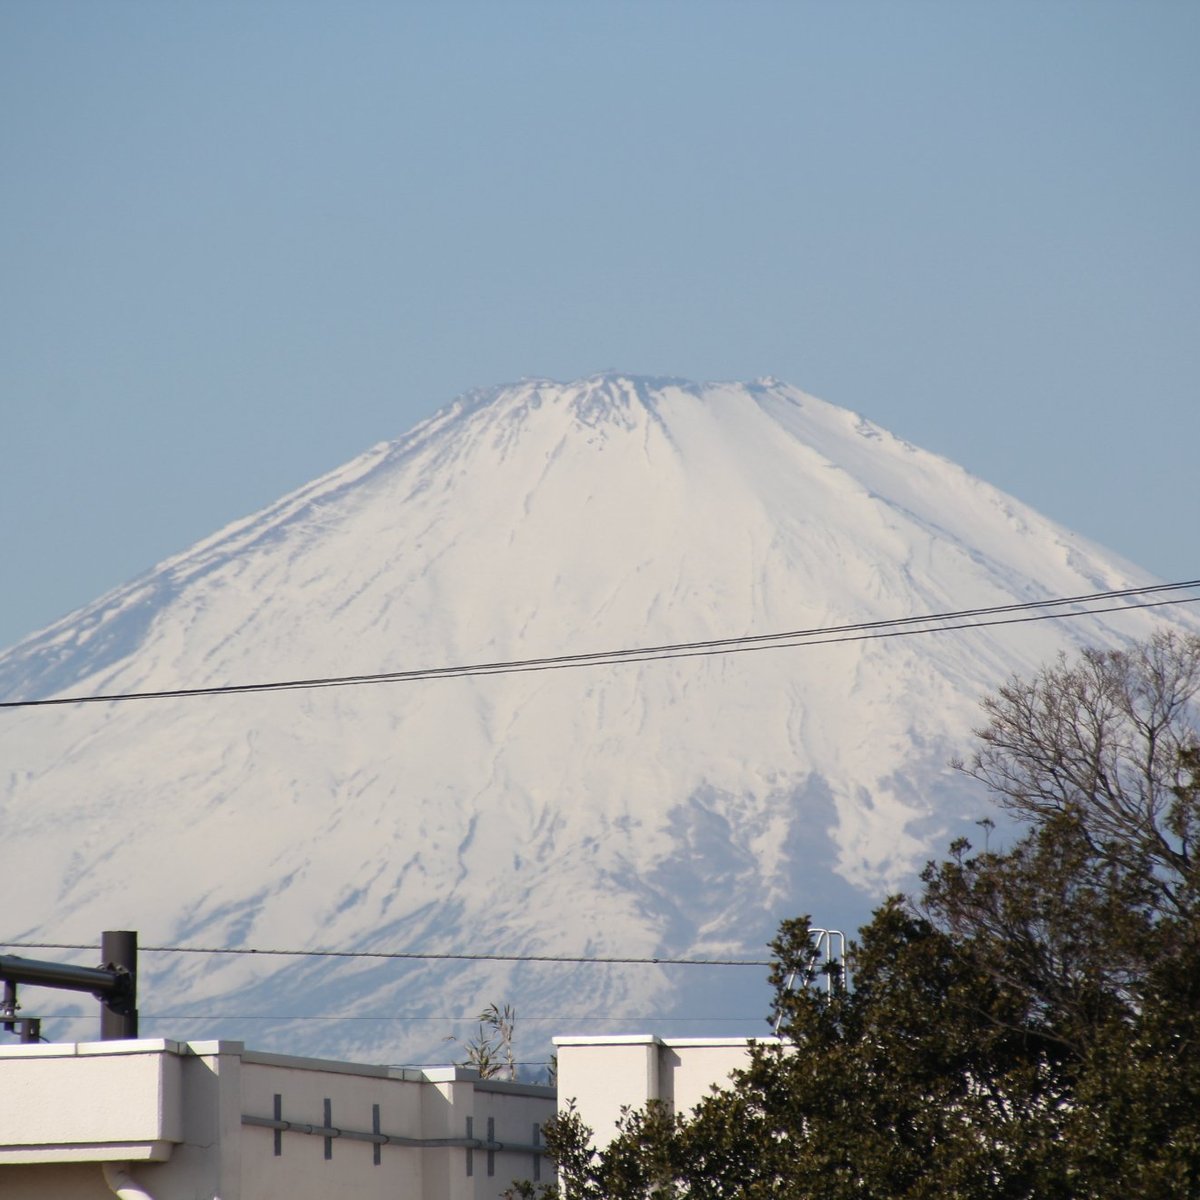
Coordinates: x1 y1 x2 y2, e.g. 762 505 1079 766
0 374 1185 1063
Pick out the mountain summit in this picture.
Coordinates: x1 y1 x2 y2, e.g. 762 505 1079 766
0 375 1181 1061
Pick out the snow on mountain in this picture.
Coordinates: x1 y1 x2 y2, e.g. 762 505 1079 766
0 374 1187 1065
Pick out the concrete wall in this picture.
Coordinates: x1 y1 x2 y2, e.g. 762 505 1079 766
0 1039 554 1200
553 1035 779 1148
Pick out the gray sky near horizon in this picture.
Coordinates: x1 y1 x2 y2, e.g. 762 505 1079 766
2 1 1197 654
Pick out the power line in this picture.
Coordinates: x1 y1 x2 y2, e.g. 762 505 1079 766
1 941 773 967
33 1012 765 1023
2 580 1196 710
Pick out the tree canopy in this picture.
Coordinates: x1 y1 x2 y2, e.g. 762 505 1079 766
523 632 1200 1199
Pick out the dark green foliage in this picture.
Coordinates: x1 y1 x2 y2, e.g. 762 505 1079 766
519 634 1200 1198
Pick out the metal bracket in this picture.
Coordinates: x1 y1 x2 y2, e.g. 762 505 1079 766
1 980 42 1042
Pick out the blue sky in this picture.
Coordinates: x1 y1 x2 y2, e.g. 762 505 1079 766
2 1 1197 652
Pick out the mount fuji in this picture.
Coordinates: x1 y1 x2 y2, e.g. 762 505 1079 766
0 374 1187 1066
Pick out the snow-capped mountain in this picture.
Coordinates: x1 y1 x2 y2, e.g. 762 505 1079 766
0 375 1186 1065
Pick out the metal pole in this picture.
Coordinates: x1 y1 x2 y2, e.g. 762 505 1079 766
100 930 138 1040
0 955 126 995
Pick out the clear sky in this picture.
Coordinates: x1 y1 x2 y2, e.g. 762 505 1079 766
2 1 1197 652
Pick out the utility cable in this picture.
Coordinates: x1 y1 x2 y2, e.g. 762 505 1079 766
32 1012 763 1023
2 579 1196 710
0 941 773 967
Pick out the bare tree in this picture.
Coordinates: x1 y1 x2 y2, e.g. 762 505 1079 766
954 629 1200 915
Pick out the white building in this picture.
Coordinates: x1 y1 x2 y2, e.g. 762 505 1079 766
1 1032 775 1197
0 1038 554 1200
553 1034 778 1149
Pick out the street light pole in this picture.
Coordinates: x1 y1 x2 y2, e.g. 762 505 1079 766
0 930 139 1041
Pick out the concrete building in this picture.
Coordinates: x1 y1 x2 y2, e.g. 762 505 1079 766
1 1031 776 1197
0 1038 554 1200
553 1034 779 1149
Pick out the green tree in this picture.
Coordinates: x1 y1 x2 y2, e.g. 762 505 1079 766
531 633 1200 1199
